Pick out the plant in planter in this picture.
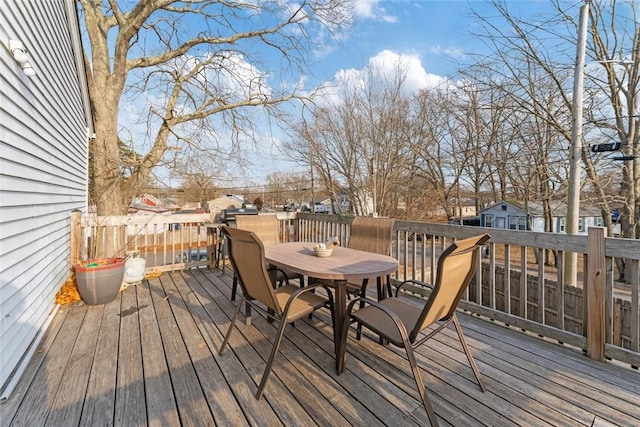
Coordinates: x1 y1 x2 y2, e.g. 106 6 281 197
70 211 130 305
74 257 126 305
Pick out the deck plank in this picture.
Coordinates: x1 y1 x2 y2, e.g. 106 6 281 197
0 303 68 423
79 294 121 426
136 278 181 427
204 271 330 426
165 271 249 426
115 286 147 426
459 319 640 426
45 305 103 426
7 304 88 426
185 269 285 426
151 274 215 426
3 268 640 427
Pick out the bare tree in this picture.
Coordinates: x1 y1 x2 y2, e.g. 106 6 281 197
411 87 470 220
468 0 640 278
173 154 226 208
79 0 351 219
264 172 313 209
586 1 640 244
288 61 416 217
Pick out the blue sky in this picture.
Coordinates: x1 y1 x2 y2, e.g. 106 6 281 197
230 0 578 186
119 1 587 189
308 1 567 85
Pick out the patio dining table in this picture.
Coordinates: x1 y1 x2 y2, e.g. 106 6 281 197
264 241 399 373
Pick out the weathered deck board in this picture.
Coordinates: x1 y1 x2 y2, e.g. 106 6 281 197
135 277 180 427
79 298 120 426
2 268 639 427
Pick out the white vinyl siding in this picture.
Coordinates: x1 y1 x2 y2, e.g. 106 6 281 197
1 0 89 394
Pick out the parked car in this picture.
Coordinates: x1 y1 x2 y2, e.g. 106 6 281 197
312 203 331 213
176 249 208 263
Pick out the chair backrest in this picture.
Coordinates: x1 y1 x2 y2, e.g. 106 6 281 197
235 214 280 247
411 233 490 340
347 216 396 256
221 226 282 314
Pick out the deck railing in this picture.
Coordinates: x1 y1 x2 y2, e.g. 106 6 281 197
71 211 639 367
71 210 212 271
295 213 640 368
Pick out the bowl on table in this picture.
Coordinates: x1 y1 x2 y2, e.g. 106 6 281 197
313 247 334 257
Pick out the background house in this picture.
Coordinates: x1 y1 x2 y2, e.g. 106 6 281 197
478 201 603 234
0 0 92 399
207 194 247 215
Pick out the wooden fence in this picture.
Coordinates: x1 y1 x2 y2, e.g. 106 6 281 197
71 211 640 367
295 213 640 368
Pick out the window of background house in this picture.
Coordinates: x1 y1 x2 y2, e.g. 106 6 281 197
496 217 505 228
485 214 493 227
518 217 527 230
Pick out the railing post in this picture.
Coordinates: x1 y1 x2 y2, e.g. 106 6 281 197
586 227 606 361
70 210 82 268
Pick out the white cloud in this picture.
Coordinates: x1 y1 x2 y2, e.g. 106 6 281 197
429 44 468 60
353 0 397 22
315 49 448 108
368 50 446 92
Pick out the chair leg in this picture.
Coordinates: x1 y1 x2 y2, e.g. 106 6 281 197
231 274 238 301
355 278 370 340
256 318 288 399
406 345 439 427
452 314 485 392
219 298 244 354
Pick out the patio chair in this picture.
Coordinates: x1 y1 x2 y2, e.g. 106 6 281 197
310 216 395 299
230 214 304 301
340 233 490 426
346 216 396 299
308 216 395 332
219 226 334 399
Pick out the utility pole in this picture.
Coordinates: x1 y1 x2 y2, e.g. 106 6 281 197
370 156 377 217
565 0 590 286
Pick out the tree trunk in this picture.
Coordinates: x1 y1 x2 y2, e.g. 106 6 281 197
91 101 125 215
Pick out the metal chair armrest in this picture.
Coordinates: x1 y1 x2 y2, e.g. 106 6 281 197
395 279 433 296
282 283 334 313
344 296 412 346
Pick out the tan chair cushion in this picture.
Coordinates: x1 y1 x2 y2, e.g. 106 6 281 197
352 298 421 346
275 284 328 321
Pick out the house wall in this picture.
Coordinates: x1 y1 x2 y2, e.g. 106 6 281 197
481 203 603 235
0 0 90 395
531 217 546 233
208 196 246 214
480 203 525 229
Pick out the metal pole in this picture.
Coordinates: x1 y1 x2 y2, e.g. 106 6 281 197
371 157 377 217
565 0 590 286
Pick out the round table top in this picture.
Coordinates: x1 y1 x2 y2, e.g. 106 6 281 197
264 241 398 281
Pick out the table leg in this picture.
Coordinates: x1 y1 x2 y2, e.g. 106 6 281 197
333 279 347 374
207 226 221 270
376 276 388 345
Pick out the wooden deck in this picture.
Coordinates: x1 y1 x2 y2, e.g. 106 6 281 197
2 268 639 426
